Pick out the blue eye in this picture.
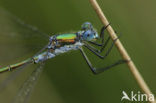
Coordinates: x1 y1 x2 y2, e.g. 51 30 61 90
81 22 93 30
83 30 91 37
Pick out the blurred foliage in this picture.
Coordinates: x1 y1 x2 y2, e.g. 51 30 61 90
0 0 156 103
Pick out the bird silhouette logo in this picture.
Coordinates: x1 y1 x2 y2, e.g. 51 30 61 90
121 91 131 101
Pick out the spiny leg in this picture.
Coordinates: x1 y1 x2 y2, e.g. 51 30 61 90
79 47 126 74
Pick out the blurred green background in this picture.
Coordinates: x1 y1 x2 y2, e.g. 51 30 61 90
0 0 156 103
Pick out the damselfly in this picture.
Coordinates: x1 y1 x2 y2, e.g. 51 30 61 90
0 8 127 103
0 22 126 74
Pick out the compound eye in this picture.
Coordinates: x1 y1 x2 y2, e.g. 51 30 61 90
87 34 90 37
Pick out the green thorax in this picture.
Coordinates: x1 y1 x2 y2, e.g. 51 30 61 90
56 33 77 40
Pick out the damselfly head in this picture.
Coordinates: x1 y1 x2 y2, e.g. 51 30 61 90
81 22 99 41
81 22 93 30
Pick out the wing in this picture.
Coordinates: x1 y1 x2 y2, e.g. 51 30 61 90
0 62 30 91
0 8 49 102
12 63 45 103
12 50 49 103
0 7 49 65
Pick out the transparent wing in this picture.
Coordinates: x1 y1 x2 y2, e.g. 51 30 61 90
12 49 49 103
0 7 49 65
0 62 30 91
12 63 45 103
0 8 49 102
0 43 48 91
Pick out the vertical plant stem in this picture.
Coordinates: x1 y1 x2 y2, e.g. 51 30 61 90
89 0 155 103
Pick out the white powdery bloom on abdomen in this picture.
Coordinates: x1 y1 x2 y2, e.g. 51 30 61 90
54 42 83 55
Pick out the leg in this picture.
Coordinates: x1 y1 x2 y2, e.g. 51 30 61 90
84 36 118 59
100 23 111 38
99 32 122 53
86 32 121 53
99 36 110 53
79 47 126 74
88 23 110 46
84 43 111 59
85 35 110 53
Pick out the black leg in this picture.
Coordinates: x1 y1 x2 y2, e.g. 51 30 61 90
84 36 118 59
84 45 103 59
86 32 122 54
85 36 110 53
86 36 110 53
100 23 111 40
84 44 109 59
99 36 110 53
95 60 126 74
79 47 126 74
88 41 103 46
88 23 110 46
79 47 96 74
